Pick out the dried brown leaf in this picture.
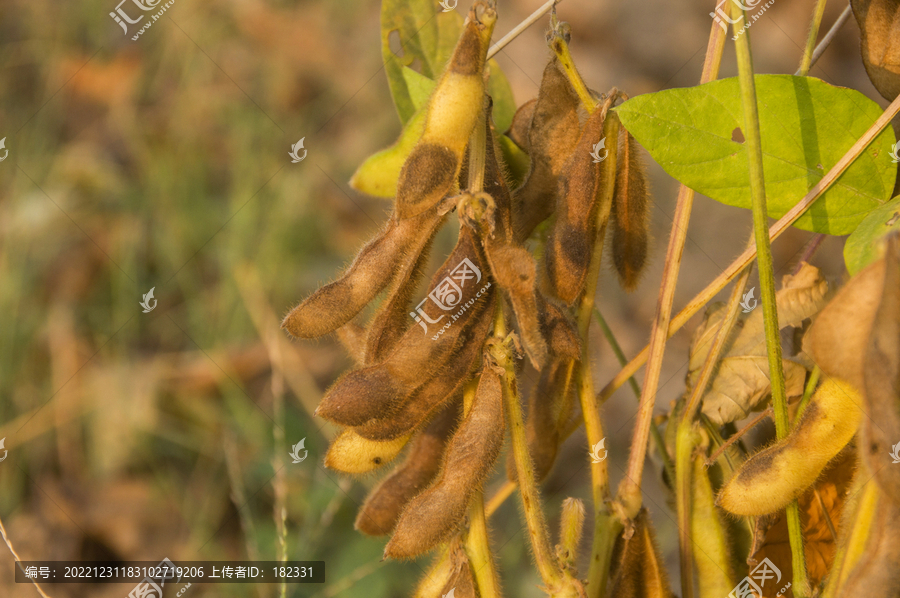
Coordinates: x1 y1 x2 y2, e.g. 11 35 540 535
851 0 900 101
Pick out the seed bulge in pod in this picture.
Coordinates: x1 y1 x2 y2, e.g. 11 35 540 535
384 366 505 559
355 297 494 441
611 127 651 292
355 400 460 536
395 2 497 219
512 58 581 242
543 106 607 304
282 203 447 339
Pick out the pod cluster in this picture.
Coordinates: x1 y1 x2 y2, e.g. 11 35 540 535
283 2 652 560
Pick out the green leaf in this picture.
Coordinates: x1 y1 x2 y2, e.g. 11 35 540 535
401 65 437 112
382 0 460 124
488 61 515 133
844 196 900 274
614 75 897 234
350 108 428 198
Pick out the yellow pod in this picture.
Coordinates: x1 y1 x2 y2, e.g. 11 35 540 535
718 378 863 516
324 429 411 474
395 2 497 219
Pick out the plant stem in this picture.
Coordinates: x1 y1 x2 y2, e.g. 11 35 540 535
675 256 751 598
486 0 562 60
733 12 809 596
490 304 573 595
574 102 620 598
595 309 676 485
597 91 900 407
614 9 729 523
798 0 828 76
794 366 821 423
0 513 53 598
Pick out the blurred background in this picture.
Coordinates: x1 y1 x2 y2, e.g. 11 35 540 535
0 0 885 596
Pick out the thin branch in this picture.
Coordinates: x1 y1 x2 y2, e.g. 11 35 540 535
486 0 562 60
0 512 53 598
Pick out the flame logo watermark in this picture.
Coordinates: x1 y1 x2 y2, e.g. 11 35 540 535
290 438 308 463
890 142 900 164
0 138 8 162
140 287 157 313
890 442 900 464
439 0 457 11
590 138 608 163
589 438 607 463
740 287 758 313
289 138 307 163
0 438 7 463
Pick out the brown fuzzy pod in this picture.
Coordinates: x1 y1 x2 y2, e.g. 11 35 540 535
512 59 581 242
355 297 494 441
477 108 579 368
610 128 651 292
335 321 367 366
364 244 434 365
607 509 675 598
507 357 576 483
282 205 447 339
440 543 480 598
508 98 537 152
354 400 460 536
543 107 607 304
862 234 900 503
384 366 505 559
851 0 900 102
316 226 493 425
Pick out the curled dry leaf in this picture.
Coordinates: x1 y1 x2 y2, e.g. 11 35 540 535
355 400 459 536
384 365 505 559
691 262 829 425
851 0 900 101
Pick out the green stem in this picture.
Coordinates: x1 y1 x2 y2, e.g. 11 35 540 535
798 0 828 76
732 12 808 596
794 366 821 424
491 304 577 596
